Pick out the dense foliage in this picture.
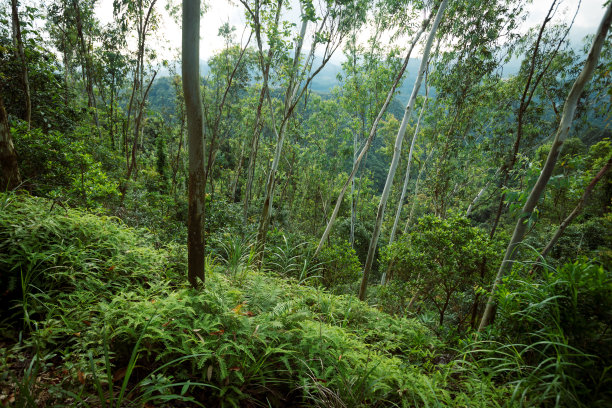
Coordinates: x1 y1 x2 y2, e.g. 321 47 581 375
1 0 611 406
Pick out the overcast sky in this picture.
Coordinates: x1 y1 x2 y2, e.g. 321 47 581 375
96 0 607 65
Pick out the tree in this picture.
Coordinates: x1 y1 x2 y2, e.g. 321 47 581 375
115 0 159 200
314 9 431 257
479 3 612 331
202 25 253 206
358 0 448 301
337 33 405 248
10 0 31 129
382 214 498 326
239 0 282 225
388 86 429 246
0 95 21 190
182 0 206 288
250 0 368 266
488 0 579 239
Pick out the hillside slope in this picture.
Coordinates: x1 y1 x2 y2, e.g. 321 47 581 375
0 193 505 407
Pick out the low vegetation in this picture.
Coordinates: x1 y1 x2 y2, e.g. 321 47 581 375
1 193 610 406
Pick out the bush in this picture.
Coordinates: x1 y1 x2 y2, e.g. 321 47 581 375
316 240 362 293
12 123 118 208
381 214 501 328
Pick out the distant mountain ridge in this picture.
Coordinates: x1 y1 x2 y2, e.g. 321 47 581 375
156 57 521 105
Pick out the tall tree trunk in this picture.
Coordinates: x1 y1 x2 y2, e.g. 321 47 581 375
120 71 157 201
0 96 21 190
171 102 186 195
540 157 611 258
389 88 428 245
358 0 448 301
230 141 245 201
314 15 431 257
241 0 283 225
10 0 31 129
183 0 206 288
350 131 357 247
120 0 157 200
110 77 116 149
479 4 612 331
72 0 101 137
255 12 309 265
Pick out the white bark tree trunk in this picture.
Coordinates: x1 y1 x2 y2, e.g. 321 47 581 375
478 3 612 331
314 14 432 257
389 88 428 245
350 131 357 247
358 0 448 301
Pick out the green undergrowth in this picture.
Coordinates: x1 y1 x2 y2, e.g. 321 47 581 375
0 193 509 407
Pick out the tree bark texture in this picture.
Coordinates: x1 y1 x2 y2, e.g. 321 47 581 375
389 88 428 245
183 0 206 288
314 14 431 257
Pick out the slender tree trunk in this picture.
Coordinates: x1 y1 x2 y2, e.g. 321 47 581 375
110 79 116 149
119 0 157 200
389 89 428 245
172 105 186 194
183 0 206 288
0 96 21 190
489 0 578 238
72 0 101 137
479 4 612 331
405 147 435 233
314 15 431 257
10 0 31 129
242 0 283 225
541 157 611 257
120 71 157 200
350 132 357 247
358 0 448 301
230 141 245 201
255 13 309 265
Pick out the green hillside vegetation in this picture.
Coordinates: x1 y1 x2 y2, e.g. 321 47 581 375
2 193 610 406
1 0 612 406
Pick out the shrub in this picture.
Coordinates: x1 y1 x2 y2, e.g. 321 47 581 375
381 214 501 328
316 240 362 293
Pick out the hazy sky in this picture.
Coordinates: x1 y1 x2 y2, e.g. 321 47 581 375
96 0 607 65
